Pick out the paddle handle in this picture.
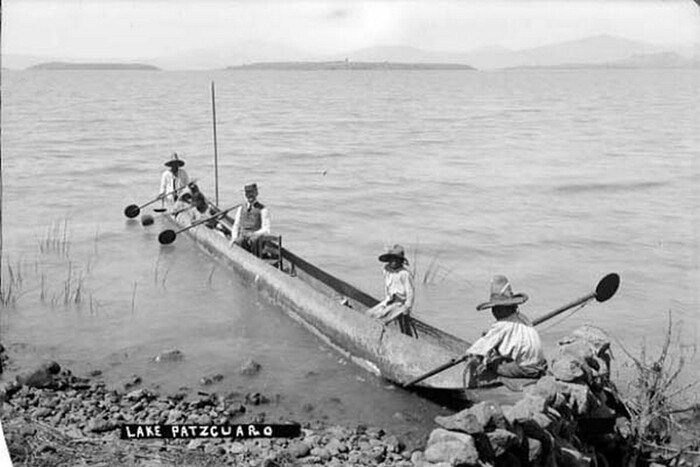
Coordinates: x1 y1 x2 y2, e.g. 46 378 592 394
404 355 470 388
531 292 595 326
174 204 240 235
142 185 188 209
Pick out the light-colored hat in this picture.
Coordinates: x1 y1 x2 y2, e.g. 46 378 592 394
378 244 409 264
476 275 529 310
165 153 185 167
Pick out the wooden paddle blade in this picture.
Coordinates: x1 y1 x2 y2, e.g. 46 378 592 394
124 204 140 218
141 215 155 226
595 273 620 303
158 230 177 245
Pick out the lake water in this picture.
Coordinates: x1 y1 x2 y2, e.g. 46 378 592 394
1 68 699 436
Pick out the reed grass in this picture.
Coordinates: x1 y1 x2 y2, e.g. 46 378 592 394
618 311 700 465
39 219 71 257
1 259 25 307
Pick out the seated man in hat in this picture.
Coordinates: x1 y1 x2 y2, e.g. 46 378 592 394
366 244 415 325
463 275 546 387
229 183 270 253
159 153 190 205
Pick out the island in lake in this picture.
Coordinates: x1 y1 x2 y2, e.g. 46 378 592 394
226 61 477 71
28 62 160 71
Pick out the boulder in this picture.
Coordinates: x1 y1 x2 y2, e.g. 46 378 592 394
153 349 184 363
506 395 548 423
239 359 261 376
16 361 61 389
435 410 485 434
424 439 480 466
428 428 475 447
487 428 520 457
466 400 510 430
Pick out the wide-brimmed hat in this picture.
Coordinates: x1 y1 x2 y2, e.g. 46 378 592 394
165 153 185 167
378 244 409 264
476 275 529 311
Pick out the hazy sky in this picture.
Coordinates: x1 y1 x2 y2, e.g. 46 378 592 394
2 1 699 59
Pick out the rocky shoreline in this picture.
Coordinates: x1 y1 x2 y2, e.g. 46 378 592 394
1 325 699 466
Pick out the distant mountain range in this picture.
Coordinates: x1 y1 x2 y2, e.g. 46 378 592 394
226 61 476 71
3 35 699 71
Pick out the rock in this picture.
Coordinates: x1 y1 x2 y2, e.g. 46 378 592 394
496 451 521 467
88 369 103 377
244 392 269 405
424 438 480 466
526 437 543 464
466 400 509 430
239 359 262 376
310 447 331 461
325 438 348 454
33 407 53 418
366 426 385 439
427 428 474 447
16 361 61 389
435 410 485 434
88 418 117 433
287 441 311 458
200 373 225 386
506 395 548 423
124 375 142 390
384 434 404 453
325 425 351 441
187 439 204 450
125 388 150 401
550 355 586 382
486 429 520 457
153 349 184 363
557 445 593 467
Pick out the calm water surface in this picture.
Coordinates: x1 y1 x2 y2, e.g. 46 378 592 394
1 68 699 434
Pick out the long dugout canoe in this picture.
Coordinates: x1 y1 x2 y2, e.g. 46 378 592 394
161 201 521 406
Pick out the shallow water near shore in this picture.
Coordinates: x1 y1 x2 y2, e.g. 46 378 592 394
1 68 699 434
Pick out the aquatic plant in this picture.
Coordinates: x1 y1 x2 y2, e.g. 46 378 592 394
0 259 24 307
38 219 71 258
618 311 700 465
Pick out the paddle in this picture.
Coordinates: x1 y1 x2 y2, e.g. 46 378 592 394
158 204 240 245
141 203 197 227
403 272 620 388
123 185 188 218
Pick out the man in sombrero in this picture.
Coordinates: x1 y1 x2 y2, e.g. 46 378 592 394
159 153 190 204
463 275 546 387
366 244 415 325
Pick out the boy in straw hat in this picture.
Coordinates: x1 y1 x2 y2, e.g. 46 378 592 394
366 244 415 325
463 275 546 388
159 153 190 204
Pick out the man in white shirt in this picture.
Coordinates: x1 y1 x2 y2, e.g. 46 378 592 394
229 183 270 253
464 275 546 387
159 153 190 204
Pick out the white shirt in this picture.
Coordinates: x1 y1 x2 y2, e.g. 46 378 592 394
383 266 414 310
230 201 271 241
159 169 190 202
467 312 545 367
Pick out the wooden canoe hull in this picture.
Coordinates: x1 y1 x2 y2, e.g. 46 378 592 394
162 207 525 406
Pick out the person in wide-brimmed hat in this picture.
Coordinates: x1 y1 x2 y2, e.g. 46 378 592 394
159 153 190 204
463 275 546 388
366 244 414 327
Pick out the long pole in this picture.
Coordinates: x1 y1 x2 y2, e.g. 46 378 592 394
211 81 219 207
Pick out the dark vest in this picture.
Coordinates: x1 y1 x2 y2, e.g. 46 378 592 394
240 201 264 232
